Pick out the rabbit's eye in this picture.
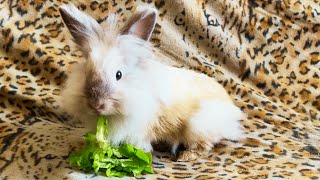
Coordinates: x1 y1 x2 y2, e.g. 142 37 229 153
116 70 122 81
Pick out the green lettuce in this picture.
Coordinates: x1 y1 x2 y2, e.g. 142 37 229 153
68 116 153 177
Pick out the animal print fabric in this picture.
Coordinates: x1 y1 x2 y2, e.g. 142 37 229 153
0 0 319 179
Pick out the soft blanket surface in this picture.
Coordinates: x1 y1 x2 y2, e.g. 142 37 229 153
0 0 320 179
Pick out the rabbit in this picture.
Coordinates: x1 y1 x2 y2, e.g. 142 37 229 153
58 4 244 160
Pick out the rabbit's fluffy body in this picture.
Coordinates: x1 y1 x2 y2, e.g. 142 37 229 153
59 4 243 160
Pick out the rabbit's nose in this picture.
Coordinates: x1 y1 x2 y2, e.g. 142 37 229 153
93 103 105 113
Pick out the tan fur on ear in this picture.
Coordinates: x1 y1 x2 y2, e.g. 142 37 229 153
59 7 89 52
59 4 103 56
121 6 157 41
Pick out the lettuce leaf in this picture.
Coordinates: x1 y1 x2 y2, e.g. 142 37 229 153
68 116 153 177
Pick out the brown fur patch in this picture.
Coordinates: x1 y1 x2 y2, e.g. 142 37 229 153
148 99 200 143
147 75 234 159
84 70 107 109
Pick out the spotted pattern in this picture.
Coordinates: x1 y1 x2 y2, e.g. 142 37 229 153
0 0 319 179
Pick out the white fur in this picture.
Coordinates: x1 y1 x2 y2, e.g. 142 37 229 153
190 100 244 143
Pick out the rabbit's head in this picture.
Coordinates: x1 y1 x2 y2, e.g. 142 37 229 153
59 4 157 115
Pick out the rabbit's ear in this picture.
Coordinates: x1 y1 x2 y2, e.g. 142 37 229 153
121 6 157 41
59 4 102 54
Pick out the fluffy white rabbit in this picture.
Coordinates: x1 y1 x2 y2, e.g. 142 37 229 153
58 4 243 160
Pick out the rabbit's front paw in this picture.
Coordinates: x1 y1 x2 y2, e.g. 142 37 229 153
134 140 153 152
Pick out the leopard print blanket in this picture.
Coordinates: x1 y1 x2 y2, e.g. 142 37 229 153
1 0 319 179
